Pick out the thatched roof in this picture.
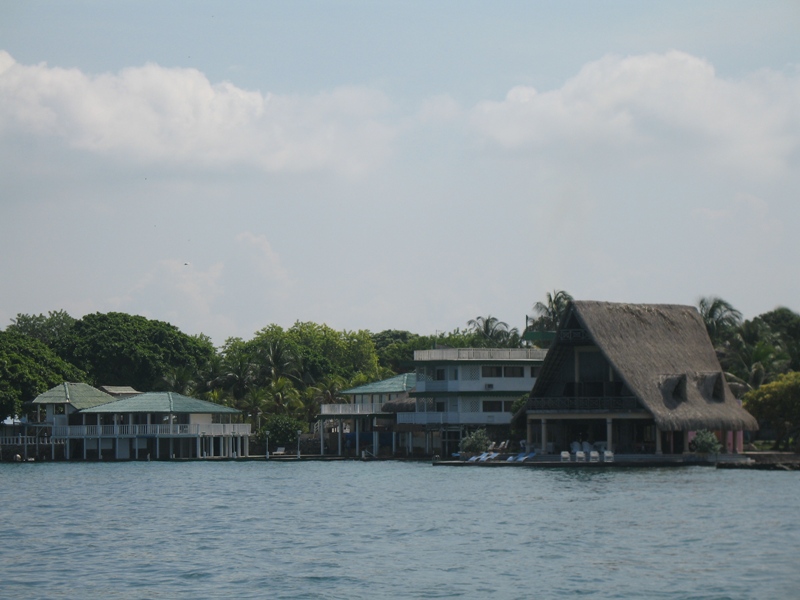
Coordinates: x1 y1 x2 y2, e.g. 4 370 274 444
529 301 758 431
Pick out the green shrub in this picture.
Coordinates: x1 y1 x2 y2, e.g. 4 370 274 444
689 429 722 454
259 414 306 450
460 428 491 453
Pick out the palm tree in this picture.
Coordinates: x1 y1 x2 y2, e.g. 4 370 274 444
697 296 742 347
265 377 301 415
239 386 269 429
294 387 322 427
257 340 298 385
721 320 790 393
531 290 573 331
221 352 256 401
158 365 197 396
467 315 518 347
314 375 348 405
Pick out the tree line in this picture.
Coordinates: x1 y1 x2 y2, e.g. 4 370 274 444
2 292 799 447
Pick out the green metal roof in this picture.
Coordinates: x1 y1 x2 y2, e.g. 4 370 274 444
32 383 116 410
79 392 241 415
342 373 416 395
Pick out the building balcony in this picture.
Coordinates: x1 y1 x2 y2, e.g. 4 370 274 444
396 412 512 426
320 403 386 416
51 423 251 439
415 348 546 362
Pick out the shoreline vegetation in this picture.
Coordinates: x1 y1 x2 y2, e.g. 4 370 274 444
2 292 800 456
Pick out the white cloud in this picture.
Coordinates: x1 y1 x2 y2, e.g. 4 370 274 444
468 51 800 178
0 51 395 176
235 232 291 284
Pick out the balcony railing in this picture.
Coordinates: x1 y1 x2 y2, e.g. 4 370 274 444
51 423 251 439
396 412 512 426
0 436 64 446
527 397 644 412
320 403 386 415
414 348 547 362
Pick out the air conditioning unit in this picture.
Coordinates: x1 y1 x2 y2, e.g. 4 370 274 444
485 384 494 390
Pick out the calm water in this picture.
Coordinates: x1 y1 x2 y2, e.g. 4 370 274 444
1 461 798 599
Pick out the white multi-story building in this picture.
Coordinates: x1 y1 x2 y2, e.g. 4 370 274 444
404 348 547 456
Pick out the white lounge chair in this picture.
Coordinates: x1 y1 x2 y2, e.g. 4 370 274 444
604 450 614 463
273 447 285 455
561 451 571 462
589 450 600 462
575 451 586 462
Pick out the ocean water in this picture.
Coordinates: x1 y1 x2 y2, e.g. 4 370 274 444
1 461 798 599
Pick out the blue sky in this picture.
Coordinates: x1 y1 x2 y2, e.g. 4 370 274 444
1 1 799 344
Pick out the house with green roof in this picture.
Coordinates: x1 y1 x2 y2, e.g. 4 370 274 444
31 383 250 460
319 372 416 457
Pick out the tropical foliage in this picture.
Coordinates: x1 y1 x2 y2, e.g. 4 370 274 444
744 372 800 451
0 331 86 420
4 295 800 439
459 428 492 453
259 414 306 450
688 429 722 454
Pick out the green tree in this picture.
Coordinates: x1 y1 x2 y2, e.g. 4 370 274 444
721 319 790 393
531 290 573 331
219 337 257 401
755 307 800 371
459 428 492 453
744 371 800 450
6 309 76 348
265 376 301 415
239 386 269 430
697 296 742 347
467 315 519 348
260 413 306 450
58 312 215 392
314 375 348 405
0 331 86 420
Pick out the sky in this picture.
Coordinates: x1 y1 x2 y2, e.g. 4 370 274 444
1 1 799 345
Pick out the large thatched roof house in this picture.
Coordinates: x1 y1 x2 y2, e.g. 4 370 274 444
520 301 757 455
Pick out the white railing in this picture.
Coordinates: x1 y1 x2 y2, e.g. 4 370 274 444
395 412 512 425
51 423 251 438
414 348 547 361
0 436 63 446
321 403 386 415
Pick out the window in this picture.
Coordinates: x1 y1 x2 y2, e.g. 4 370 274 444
450 367 458 380
483 400 503 412
481 365 503 378
504 366 524 377
435 368 446 381
531 366 540 378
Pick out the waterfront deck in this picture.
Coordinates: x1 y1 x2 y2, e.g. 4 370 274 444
433 453 754 468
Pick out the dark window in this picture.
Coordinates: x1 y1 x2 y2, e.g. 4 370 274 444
481 366 503 378
435 368 446 381
483 400 503 412
504 366 524 377
531 366 540 378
